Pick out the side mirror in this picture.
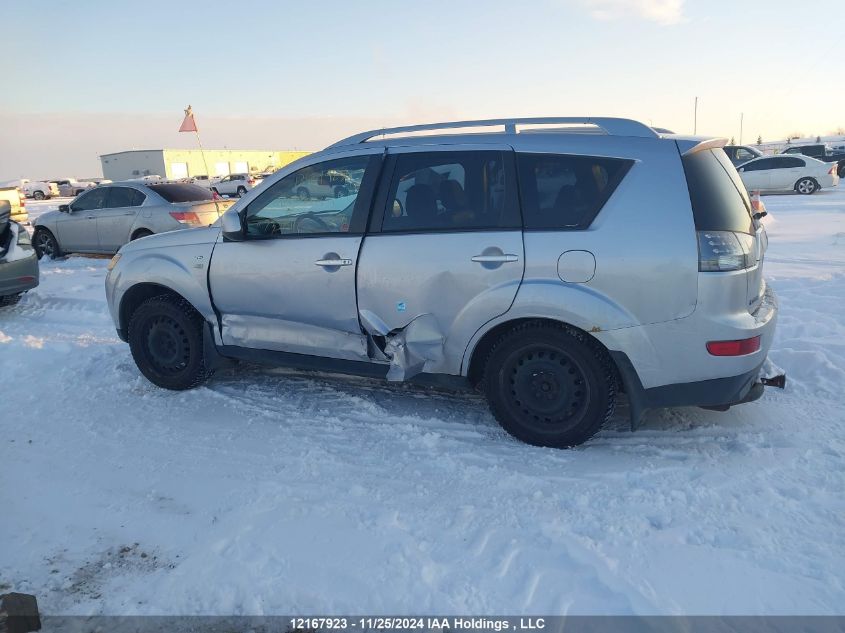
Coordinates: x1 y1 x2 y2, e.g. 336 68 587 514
221 207 245 241
59 204 70 213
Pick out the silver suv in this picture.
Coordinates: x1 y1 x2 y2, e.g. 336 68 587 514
105 117 782 448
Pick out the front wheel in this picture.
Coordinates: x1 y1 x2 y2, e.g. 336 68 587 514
128 295 211 390
32 228 62 260
795 177 818 195
482 322 616 448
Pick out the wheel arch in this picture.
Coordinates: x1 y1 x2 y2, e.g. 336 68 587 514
465 317 621 388
118 282 197 338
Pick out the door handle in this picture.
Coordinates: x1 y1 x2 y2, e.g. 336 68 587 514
86 215 95 219
471 253 519 263
315 258 353 267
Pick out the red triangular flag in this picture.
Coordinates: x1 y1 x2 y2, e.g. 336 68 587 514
179 105 198 132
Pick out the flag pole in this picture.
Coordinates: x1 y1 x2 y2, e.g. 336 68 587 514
193 129 212 181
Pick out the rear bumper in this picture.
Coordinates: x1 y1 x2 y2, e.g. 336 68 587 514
611 351 770 427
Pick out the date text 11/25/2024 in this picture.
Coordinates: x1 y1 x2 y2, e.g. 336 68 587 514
289 618 547 631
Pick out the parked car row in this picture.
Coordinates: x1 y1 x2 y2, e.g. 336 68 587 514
32 182 234 258
722 144 840 194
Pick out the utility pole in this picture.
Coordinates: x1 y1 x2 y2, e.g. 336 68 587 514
739 113 744 145
694 97 698 135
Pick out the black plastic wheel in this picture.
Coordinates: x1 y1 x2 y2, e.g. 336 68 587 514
128 295 211 390
483 322 616 448
32 228 62 260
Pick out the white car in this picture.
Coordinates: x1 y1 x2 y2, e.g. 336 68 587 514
50 178 96 197
211 173 262 197
1 179 59 200
736 154 840 194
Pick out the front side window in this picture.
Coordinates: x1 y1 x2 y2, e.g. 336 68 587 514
245 155 371 237
382 151 518 232
736 148 756 162
517 153 632 229
72 187 109 211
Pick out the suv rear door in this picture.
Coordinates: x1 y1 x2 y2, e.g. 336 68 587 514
356 146 524 377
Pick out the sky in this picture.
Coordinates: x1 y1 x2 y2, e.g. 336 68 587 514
2 0 843 180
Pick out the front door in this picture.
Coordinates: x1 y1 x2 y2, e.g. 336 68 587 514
209 152 382 361
57 187 109 251
356 147 525 376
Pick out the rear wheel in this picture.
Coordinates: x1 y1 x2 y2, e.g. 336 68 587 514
128 295 211 390
33 190 45 200
236 186 247 197
32 228 62 260
795 177 818 194
482 322 616 448
131 229 153 241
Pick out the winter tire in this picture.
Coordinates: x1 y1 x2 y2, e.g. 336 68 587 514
32 228 62 260
795 177 817 195
128 295 211 390
482 322 616 448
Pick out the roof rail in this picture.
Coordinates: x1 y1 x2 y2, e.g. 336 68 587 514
328 117 658 148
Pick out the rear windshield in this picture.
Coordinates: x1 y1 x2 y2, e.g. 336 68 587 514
682 148 753 234
149 183 214 203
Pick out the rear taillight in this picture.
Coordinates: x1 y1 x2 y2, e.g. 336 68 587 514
247 178 256 185
169 211 201 225
706 336 761 356
697 231 756 272
18 192 25 207
829 165 837 175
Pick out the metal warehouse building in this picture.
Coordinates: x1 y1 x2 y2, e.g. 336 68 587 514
99 148 311 181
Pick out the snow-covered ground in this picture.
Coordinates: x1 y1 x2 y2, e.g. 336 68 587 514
2 187 844 616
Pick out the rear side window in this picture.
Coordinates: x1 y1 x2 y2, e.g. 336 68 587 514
382 151 519 232
682 149 753 234
149 183 214 203
517 153 633 229
106 186 145 208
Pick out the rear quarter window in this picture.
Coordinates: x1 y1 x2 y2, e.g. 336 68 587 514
516 153 633 230
149 184 214 203
681 149 753 234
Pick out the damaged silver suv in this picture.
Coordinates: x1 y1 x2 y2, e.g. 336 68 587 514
105 117 783 448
